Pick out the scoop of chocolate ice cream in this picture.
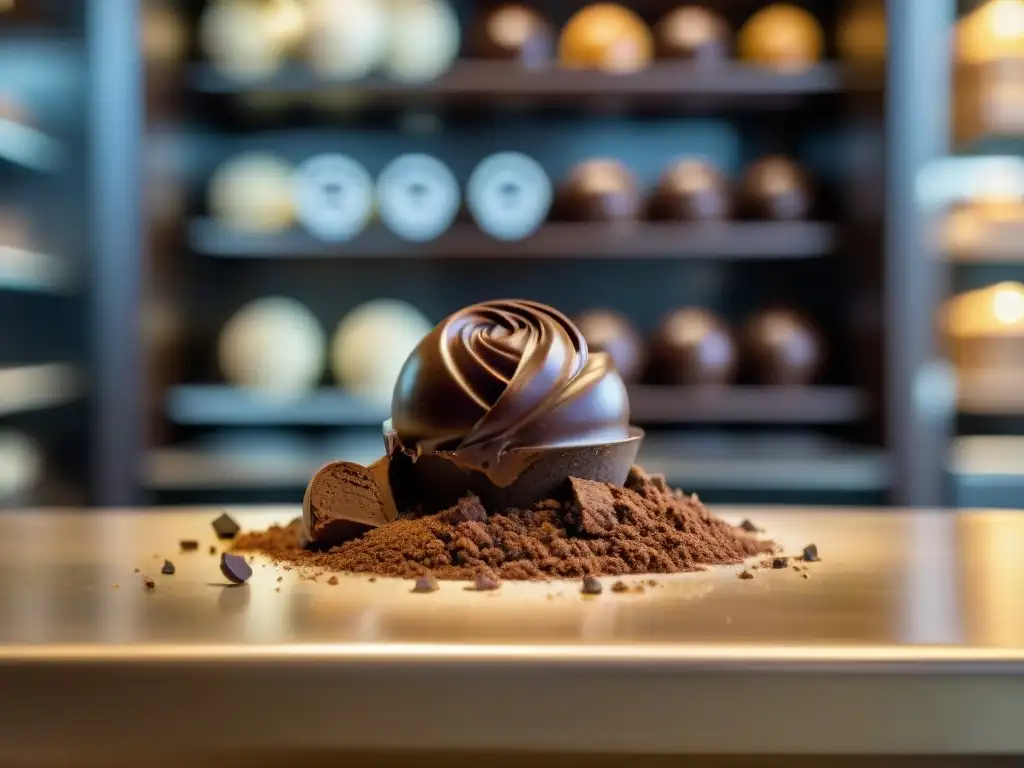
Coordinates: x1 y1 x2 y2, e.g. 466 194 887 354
391 299 631 484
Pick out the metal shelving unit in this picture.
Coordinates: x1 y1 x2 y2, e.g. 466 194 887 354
73 0 993 508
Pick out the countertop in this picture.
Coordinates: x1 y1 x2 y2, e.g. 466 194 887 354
2 506 1024 761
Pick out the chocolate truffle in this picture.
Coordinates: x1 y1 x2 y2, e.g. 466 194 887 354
467 4 555 68
646 159 731 221
218 297 326 397
391 300 634 487
208 152 295 233
741 308 824 386
200 0 302 80
735 156 813 221
649 308 737 386
738 4 825 72
304 0 388 80
384 0 461 83
557 159 640 222
558 3 654 74
654 6 732 63
331 299 433 406
573 309 646 383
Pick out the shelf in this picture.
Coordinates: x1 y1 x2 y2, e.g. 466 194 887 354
190 219 836 260
192 61 844 104
944 212 1024 263
146 433 888 492
627 385 868 424
957 371 1024 415
0 364 82 417
167 385 390 427
167 384 867 428
0 246 73 293
0 119 62 173
950 435 1024 509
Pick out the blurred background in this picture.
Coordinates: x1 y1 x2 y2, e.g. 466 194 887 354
0 0 1020 511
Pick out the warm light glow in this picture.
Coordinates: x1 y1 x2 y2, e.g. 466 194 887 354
957 0 1024 62
989 0 1024 40
992 284 1024 325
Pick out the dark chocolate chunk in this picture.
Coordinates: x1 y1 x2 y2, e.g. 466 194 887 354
801 543 820 562
569 476 619 536
739 519 761 533
160 559 176 575
474 573 500 591
327 576 339 585
581 575 603 595
412 574 439 593
211 513 240 539
772 556 788 569
303 460 398 548
738 570 754 580
611 580 629 593
179 539 199 551
220 552 252 584
143 577 156 590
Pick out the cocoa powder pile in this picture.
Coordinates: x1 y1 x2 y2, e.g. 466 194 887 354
234 466 773 580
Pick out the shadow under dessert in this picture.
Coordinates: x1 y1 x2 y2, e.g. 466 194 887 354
236 299 773 580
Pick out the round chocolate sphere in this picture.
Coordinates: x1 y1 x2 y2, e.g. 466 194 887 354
200 0 302 80
468 4 555 68
574 309 645 383
385 0 461 83
558 3 654 74
735 156 813 221
208 153 295 233
331 300 434 405
654 5 731 63
304 0 388 80
741 309 823 386
218 297 326 397
557 159 640 222
738 4 825 71
646 159 731 221
649 308 737 386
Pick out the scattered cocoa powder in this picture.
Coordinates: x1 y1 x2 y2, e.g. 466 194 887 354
233 466 773 581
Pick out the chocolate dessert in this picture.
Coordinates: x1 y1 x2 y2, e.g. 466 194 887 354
236 299 773 580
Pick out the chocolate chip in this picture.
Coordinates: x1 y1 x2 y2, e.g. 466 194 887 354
581 575 603 595
739 519 761 533
209 545 217 555
368 577 377 583
738 570 754 580
160 560 175 575
327 576 339 585
220 553 252 584
801 544 820 562
133 567 140 574
611 580 629 593
474 573 500 591
143 577 156 590
179 539 199 551
772 556 788 570
276 576 283 582
412 574 439 593
211 513 241 540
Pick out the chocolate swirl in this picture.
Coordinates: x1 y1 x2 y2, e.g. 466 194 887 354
391 299 631 485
